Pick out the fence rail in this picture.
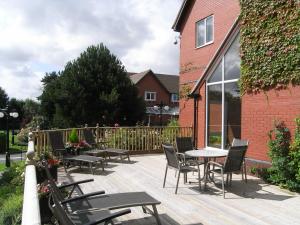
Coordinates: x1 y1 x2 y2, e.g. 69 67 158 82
22 133 41 225
33 126 193 155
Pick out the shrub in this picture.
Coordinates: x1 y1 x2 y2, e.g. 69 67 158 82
69 129 79 143
0 161 25 225
16 128 30 143
267 119 300 192
0 193 23 225
288 117 300 191
267 120 291 185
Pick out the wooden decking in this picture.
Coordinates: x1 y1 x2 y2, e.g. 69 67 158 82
58 154 300 225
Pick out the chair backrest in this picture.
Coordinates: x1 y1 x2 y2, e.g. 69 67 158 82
83 129 97 146
223 145 248 173
48 131 65 151
42 160 65 202
232 138 249 147
50 193 75 225
162 143 179 169
175 137 194 154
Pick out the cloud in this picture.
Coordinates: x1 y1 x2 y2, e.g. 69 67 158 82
0 0 182 99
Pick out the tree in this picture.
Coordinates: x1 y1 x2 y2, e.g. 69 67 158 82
0 86 8 109
39 44 145 128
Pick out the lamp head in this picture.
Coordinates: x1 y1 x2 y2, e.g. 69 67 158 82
153 105 159 111
0 112 4 118
9 112 19 118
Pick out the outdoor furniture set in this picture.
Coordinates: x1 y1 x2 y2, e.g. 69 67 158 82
41 160 162 225
162 137 248 198
48 129 130 174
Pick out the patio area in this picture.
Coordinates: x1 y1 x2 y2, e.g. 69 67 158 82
57 154 300 225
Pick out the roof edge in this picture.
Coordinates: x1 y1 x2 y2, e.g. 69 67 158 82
172 0 189 32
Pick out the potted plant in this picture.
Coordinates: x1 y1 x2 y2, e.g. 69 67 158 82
37 181 52 223
69 129 79 145
36 152 59 183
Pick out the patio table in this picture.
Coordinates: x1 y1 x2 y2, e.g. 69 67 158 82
185 149 228 182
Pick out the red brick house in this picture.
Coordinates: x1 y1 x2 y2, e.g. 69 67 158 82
129 69 179 126
173 0 300 166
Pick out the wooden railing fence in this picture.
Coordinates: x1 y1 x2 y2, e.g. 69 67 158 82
33 125 193 155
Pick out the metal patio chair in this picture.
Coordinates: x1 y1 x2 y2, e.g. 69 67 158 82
205 145 248 198
162 143 201 194
232 138 249 182
175 136 204 165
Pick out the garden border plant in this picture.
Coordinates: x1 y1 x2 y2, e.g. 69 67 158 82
267 117 300 192
0 161 25 225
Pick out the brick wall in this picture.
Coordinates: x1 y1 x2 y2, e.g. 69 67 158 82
177 0 300 163
179 0 240 127
242 85 300 161
136 74 171 107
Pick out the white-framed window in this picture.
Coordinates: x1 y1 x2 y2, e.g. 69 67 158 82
196 15 214 48
171 93 179 102
206 34 241 150
144 91 156 101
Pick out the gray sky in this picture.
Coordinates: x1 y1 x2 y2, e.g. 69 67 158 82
0 0 182 100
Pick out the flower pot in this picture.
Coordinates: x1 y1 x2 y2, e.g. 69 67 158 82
39 194 52 223
36 166 58 184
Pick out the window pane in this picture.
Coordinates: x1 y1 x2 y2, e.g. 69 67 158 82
224 35 240 80
196 20 205 47
208 61 222 83
224 82 241 148
207 84 222 148
206 16 213 43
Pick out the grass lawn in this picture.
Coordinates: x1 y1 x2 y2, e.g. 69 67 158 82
0 163 5 172
0 130 27 154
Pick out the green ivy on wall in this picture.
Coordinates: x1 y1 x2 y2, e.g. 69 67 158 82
239 0 300 94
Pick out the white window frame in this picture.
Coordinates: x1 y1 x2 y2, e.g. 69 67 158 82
205 34 240 150
196 15 214 48
144 91 156 101
171 93 179 102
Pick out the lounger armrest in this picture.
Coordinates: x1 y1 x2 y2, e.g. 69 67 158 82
85 209 131 225
58 179 94 189
61 190 106 204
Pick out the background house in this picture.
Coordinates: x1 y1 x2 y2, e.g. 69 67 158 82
129 69 179 126
172 0 300 167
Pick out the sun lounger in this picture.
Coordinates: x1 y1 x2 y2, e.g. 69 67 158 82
83 129 130 162
50 191 131 225
43 160 162 225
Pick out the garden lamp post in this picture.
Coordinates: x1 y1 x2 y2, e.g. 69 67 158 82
153 101 169 126
0 106 19 167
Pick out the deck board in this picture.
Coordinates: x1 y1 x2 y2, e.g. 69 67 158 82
58 154 300 225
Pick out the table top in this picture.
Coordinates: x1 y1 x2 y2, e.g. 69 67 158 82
185 149 228 158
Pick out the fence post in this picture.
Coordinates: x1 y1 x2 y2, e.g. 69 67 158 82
96 123 99 143
36 126 40 155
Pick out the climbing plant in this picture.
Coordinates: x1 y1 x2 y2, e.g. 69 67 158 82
239 0 300 94
179 84 192 100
